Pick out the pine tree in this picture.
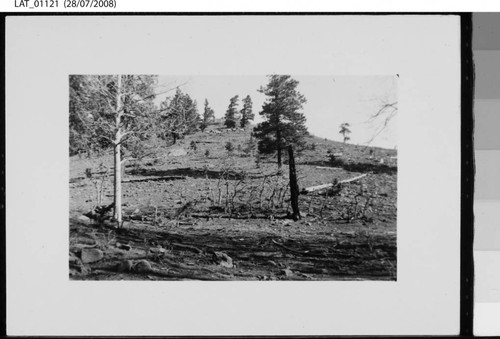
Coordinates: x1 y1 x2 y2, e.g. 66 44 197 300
253 75 308 169
224 95 239 128
201 98 215 131
159 88 199 144
239 95 254 128
339 122 351 143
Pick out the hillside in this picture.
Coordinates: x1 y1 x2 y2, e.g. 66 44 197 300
69 120 397 281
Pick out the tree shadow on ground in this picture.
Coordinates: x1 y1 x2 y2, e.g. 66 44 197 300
127 167 248 180
299 160 397 175
70 217 397 281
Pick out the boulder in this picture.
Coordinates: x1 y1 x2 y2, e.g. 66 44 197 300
80 248 104 263
117 260 134 272
134 259 152 273
77 215 91 224
212 251 233 268
70 263 90 276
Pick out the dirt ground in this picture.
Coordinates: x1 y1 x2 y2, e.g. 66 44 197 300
70 124 397 281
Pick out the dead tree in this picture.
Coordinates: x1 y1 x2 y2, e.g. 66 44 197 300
288 145 301 220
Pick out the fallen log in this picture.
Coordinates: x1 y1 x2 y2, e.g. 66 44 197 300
301 173 368 194
170 242 204 255
191 213 289 220
315 166 342 170
122 176 185 183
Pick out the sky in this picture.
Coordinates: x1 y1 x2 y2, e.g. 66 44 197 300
155 75 398 149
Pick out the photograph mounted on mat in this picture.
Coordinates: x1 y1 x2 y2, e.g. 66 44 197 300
69 74 398 281
6 14 465 336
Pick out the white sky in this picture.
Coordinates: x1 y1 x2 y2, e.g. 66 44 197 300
156 75 397 149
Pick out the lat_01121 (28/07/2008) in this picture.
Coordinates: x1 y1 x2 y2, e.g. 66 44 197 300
13 0 116 9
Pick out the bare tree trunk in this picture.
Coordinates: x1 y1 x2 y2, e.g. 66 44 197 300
288 145 301 220
113 75 123 227
276 128 282 170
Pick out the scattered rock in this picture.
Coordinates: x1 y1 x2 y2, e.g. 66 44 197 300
117 260 134 272
267 260 278 267
212 251 233 268
69 252 81 265
115 242 131 251
281 268 294 277
297 272 313 279
134 259 152 273
168 148 188 157
149 247 166 255
77 215 91 224
69 252 90 275
70 263 90 275
80 248 104 263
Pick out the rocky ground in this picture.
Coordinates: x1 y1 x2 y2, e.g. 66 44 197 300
70 121 397 281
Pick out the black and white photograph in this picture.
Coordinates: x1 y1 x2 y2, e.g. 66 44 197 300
69 74 398 281
7 15 463 335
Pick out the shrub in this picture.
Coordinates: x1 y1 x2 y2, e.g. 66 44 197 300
328 153 344 167
225 141 234 154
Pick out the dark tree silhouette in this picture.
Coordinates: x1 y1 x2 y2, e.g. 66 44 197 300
339 122 351 143
201 98 215 131
253 75 308 169
224 95 239 128
239 95 254 128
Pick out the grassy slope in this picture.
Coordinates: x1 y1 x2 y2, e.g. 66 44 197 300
69 120 397 280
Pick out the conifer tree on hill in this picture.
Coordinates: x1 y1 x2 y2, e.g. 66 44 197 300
158 88 200 144
224 95 239 128
239 95 254 128
201 98 215 131
253 75 308 169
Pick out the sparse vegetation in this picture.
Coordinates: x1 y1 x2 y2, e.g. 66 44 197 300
189 140 197 152
225 141 235 154
69 75 397 281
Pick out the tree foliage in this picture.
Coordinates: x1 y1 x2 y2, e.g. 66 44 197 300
201 98 215 131
253 75 308 168
239 95 254 128
339 122 351 143
157 88 200 144
224 95 239 128
69 75 158 156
